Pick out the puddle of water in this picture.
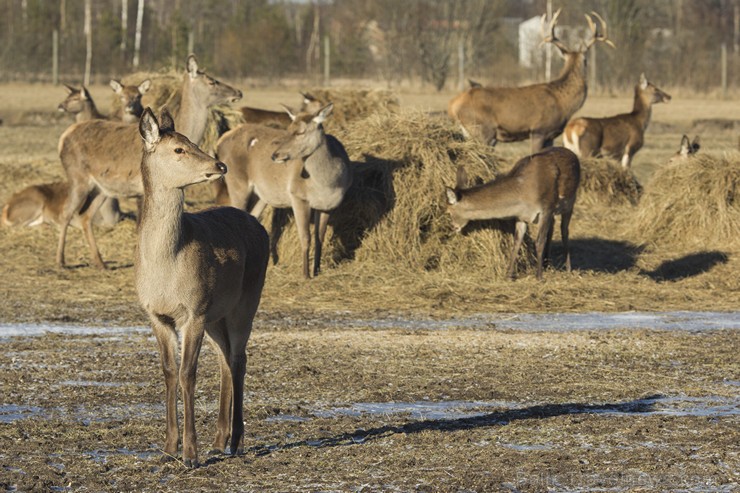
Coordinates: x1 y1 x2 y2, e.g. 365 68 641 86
0 405 44 423
1 311 738 341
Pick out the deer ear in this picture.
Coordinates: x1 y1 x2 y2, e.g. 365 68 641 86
313 103 334 124
63 84 75 94
679 135 691 156
445 187 459 205
187 54 199 79
301 92 316 103
138 79 152 94
639 73 648 90
280 104 297 121
110 79 123 94
80 86 91 100
139 108 160 149
159 108 175 134
691 135 701 153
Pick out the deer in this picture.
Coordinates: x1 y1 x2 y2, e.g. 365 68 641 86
110 78 152 124
563 73 671 168
216 103 352 279
136 107 269 469
240 92 322 129
55 54 242 269
447 9 614 152
2 82 152 229
445 147 580 280
668 135 701 164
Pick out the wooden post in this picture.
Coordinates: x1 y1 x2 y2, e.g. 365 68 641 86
84 0 92 86
52 29 59 85
458 38 464 91
323 35 330 86
187 31 194 56
721 42 728 98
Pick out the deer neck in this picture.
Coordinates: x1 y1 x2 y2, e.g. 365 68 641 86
631 88 652 130
551 55 588 115
138 164 185 263
460 178 530 221
176 81 209 146
303 134 342 183
77 100 104 123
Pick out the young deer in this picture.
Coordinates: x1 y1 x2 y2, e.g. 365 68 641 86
448 10 614 151
217 103 352 278
57 84 106 122
445 147 580 280
563 73 671 168
56 55 241 269
240 92 322 129
110 78 152 124
136 108 269 468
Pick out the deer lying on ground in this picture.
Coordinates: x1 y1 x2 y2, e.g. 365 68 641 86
110 78 152 124
56 55 241 269
448 9 614 151
217 103 352 278
136 107 268 469
669 135 701 164
563 73 671 168
240 92 322 129
445 147 580 280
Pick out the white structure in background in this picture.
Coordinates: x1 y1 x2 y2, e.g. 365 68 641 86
519 16 544 69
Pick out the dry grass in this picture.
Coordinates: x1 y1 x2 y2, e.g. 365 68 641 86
578 157 643 207
631 151 740 249
302 87 400 132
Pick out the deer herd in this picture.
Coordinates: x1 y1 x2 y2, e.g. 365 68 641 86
1 9 702 467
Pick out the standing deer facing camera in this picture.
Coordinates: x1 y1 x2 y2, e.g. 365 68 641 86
563 73 671 168
136 108 269 468
217 103 352 278
445 147 580 280
110 78 152 124
447 9 614 151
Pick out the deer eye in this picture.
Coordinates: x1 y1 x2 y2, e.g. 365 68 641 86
175 148 185 154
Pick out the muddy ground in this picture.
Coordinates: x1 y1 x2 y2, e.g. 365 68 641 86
1 86 739 491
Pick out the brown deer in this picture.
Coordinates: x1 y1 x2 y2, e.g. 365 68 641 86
57 84 106 122
136 108 268 469
445 147 580 280
240 92 322 129
1 182 122 229
217 103 352 278
563 73 671 168
447 9 614 151
56 55 241 269
110 78 152 124
668 135 701 164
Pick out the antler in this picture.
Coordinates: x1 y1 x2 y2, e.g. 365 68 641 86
540 8 570 54
584 11 616 51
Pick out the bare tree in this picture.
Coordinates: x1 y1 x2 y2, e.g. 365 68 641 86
83 0 91 86
133 0 144 68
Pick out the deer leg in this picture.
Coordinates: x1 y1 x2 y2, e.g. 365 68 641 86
620 146 632 168
543 217 555 270
560 210 573 272
56 184 92 268
313 210 331 277
291 198 313 279
206 326 232 455
506 221 528 279
535 213 555 280
79 192 108 269
249 198 268 220
179 324 205 468
228 342 247 456
151 317 180 462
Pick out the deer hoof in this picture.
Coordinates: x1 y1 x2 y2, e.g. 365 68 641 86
183 457 199 469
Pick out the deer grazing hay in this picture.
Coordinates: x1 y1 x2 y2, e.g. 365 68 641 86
260 108 533 279
630 151 740 249
577 157 643 207
302 88 400 132
114 70 244 154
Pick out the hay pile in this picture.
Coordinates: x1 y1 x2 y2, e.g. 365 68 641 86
114 70 244 154
302 88 400 133
577 157 643 207
630 151 740 249
259 108 532 278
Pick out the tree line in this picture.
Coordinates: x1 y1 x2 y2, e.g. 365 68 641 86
1 0 738 93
